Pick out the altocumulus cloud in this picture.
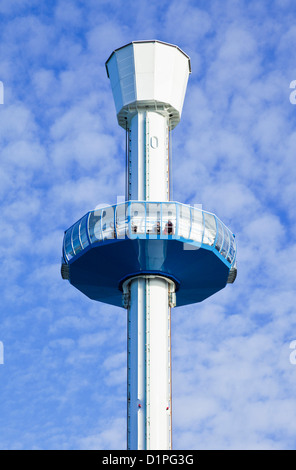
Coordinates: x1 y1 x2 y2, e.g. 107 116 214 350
0 0 296 450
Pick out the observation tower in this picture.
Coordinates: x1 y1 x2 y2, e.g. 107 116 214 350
61 40 237 450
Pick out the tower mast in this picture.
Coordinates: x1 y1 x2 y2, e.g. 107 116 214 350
105 41 191 449
61 40 237 451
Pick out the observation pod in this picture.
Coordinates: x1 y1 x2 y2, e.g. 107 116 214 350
61 41 237 451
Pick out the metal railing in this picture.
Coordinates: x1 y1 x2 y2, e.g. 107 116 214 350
63 201 237 267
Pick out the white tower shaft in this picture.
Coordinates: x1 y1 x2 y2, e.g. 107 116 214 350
127 107 172 450
128 110 169 201
127 277 171 450
105 40 191 450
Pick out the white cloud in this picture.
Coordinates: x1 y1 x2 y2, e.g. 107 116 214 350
0 103 39 143
78 418 126 450
165 1 212 44
54 0 83 26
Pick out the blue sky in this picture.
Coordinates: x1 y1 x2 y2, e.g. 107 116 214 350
0 0 296 450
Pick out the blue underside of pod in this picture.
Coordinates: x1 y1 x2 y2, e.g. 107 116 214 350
68 237 230 308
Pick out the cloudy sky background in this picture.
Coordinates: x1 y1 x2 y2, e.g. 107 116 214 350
0 0 296 450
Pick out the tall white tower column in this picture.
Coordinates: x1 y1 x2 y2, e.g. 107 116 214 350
129 110 169 201
126 276 172 450
106 40 191 450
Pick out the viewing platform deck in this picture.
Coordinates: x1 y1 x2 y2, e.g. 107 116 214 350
63 200 236 268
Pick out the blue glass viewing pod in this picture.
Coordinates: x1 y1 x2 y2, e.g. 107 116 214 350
61 201 237 308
